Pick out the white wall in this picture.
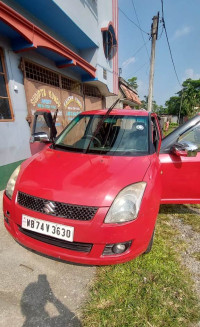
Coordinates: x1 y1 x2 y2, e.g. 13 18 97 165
0 38 31 166
54 0 99 45
96 0 114 92
3 0 116 93
0 0 117 166
55 0 114 93
0 38 84 167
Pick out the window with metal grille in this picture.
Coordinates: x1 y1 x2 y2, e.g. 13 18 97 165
62 76 81 94
0 48 14 121
83 85 101 98
24 61 59 87
103 30 113 59
23 60 101 98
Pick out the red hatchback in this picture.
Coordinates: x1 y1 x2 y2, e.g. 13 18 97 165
3 110 200 265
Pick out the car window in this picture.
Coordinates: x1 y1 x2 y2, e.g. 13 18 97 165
151 116 160 152
178 122 200 151
55 114 149 156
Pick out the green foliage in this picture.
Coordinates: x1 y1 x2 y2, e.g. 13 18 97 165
82 205 200 327
140 95 148 110
166 78 200 117
165 96 182 115
127 76 138 90
141 95 167 113
170 122 179 127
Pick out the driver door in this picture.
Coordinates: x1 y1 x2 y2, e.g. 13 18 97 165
30 110 56 155
159 119 200 204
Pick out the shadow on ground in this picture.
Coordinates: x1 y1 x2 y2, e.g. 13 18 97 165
21 274 81 327
159 204 199 215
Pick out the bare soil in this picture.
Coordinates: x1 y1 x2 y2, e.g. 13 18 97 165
170 209 200 327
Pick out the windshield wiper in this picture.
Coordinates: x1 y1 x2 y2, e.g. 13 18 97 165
84 98 120 153
53 144 69 151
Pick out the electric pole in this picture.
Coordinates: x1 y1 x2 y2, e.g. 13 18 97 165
147 13 159 112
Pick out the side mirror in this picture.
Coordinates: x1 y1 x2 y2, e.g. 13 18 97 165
171 141 198 157
30 132 50 143
32 110 57 143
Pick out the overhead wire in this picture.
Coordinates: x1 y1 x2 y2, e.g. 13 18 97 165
119 7 149 35
121 40 150 76
157 24 164 40
161 0 183 121
130 0 150 61
160 0 181 87
133 61 149 75
131 40 150 58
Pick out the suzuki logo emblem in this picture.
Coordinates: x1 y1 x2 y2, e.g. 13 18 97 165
44 201 56 214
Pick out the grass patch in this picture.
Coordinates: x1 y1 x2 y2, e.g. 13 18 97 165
190 204 200 210
163 124 177 137
82 210 200 327
159 204 200 233
192 252 200 261
0 160 24 191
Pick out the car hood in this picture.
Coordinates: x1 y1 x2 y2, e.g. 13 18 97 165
18 148 151 207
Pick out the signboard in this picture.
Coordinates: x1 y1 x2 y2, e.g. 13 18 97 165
24 79 84 134
62 92 83 125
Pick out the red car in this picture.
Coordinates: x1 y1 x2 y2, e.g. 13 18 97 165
3 109 200 265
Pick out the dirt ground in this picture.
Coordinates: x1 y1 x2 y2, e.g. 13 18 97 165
170 213 200 300
0 191 96 327
170 207 200 327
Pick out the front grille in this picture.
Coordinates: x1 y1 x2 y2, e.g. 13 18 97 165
18 192 98 221
18 226 93 253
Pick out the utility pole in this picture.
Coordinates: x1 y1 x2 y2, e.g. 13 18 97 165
147 13 159 112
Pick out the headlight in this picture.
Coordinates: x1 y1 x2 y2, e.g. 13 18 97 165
104 182 146 224
5 165 21 199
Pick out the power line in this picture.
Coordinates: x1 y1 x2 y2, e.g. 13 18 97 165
130 0 150 61
160 0 182 87
131 40 150 58
119 7 149 35
161 0 164 20
121 40 150 75
157 25 164 40
161 0 183 121
133 61 149 75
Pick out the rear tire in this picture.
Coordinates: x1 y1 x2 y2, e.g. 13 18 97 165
143 229 155 254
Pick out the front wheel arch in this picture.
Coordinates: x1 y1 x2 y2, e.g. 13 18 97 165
143 228 155 254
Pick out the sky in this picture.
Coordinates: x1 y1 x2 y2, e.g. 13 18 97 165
118 0 200 106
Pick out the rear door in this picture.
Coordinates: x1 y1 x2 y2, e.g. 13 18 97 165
159 115 200 204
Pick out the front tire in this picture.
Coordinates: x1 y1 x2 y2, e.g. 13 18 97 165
143 229 155 254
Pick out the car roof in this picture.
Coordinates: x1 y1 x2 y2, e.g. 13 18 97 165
80 109 149 117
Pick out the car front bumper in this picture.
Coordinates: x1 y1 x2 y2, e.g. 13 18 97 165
3 191 155 265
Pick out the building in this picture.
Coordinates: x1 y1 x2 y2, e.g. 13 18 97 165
106 77 141 109
0 0 118 188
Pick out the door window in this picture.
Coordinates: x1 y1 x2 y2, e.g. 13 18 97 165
151 116 160 152
178 122 200 151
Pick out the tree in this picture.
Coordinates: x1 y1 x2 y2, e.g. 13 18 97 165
141 95 148 110
127 77 138 90
166 78 200 118
140 95 166 113
165 96 181 115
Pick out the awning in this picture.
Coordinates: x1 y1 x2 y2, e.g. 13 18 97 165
120 85 141 105
84 80 115 97
6 0 98 50
0 2 96 79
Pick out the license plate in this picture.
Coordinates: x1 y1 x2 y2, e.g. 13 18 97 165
22 214 74 242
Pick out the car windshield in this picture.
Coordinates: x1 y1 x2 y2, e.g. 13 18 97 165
54 114 149 156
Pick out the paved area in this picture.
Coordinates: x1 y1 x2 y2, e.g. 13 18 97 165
0 191 96 327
